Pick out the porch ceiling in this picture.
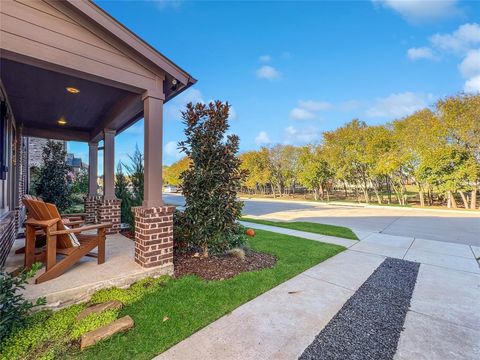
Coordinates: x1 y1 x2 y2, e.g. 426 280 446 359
1 59 143 142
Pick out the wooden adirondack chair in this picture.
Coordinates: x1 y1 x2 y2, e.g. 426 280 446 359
15 195 85 255
22 198 111 284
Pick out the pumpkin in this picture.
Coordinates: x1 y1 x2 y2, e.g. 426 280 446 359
245 228 255 237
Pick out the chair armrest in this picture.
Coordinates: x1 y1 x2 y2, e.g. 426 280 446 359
65 220 85 226
25 218 61 228
50 223 112 235
61 213 86 218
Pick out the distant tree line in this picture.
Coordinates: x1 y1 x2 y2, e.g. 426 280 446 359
165 94 480 209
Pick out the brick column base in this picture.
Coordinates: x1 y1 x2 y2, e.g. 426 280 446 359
84 195 100 223
132 206 174 268
97 198 121 234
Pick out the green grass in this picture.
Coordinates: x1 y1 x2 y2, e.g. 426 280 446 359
71 230 343 359
241 218 359 240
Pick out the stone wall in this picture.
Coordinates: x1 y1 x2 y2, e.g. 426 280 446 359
28 137 66 167
132 206 174 269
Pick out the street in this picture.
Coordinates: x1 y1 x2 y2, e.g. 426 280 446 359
164 194 480 246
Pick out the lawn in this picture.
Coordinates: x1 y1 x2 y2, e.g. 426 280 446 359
241 218 359 240
2 230 344 360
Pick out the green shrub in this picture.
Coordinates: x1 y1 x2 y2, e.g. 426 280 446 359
0 263 46 343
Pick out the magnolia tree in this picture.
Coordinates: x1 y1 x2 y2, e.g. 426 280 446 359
178 101 247 257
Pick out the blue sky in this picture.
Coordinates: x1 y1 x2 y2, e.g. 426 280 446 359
68 0 480 169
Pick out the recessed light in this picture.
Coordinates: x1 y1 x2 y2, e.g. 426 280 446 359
66 87 80 94
58 117 67 125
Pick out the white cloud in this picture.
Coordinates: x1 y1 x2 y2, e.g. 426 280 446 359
259 55 272 63
290 107 316 120
165 88 204 120
255 131 272 146
372 0 461 22
124 122 143 135
290 100 332 120
411 23 480 95
283 126 320 145
430 23 480 54
229 106 238 120
464 75 480 93
459 49 480 78
164 140 183 160
367 92 434 118
407 47 437 60
256 65 280 80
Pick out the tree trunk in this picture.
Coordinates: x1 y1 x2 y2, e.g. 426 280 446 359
447 191 458 209
373 184 382 205
343 182 348 199
202 244 209 258
458 191 469 209
471 186 478 210
313 188 319 201
418 184 425 207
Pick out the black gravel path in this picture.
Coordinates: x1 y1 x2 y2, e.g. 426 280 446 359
299 258 420 360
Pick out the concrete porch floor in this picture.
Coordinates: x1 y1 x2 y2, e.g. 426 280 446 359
5 233 173 308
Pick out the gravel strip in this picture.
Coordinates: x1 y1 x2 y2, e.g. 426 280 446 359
299 258 420 360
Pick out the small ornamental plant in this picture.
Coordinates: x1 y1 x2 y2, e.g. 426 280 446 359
0 263 46 343
178 101 247 257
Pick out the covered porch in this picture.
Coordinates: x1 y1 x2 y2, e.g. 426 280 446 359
4 232 166 307
0 0 195 305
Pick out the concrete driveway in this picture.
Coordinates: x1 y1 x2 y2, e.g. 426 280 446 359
164 194 480 246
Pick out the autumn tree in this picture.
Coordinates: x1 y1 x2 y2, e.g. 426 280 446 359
164 157 191 186
297 145 333 200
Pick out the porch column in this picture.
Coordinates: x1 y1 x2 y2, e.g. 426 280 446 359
84 141 99 223
103 129 116 200
142 93 164 207
88 142 98 196
132 89 174 271
98 129 120 234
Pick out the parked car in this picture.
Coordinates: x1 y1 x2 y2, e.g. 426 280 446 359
164 185 178 193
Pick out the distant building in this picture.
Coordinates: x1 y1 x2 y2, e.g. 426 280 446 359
66 153 87 175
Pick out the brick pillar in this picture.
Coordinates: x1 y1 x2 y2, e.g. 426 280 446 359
97 197 121 234
84 195 99 224
132 206 174 269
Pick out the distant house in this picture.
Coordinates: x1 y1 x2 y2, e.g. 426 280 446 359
66 153 87 175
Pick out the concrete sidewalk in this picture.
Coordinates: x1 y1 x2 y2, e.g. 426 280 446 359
154 223 480 360
155 250 385 360
241 221 480 274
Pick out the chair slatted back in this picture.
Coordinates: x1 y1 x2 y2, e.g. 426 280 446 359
22 198 74 249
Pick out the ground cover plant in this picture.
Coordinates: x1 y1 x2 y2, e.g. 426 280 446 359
0 230 344 360
241 218 359 240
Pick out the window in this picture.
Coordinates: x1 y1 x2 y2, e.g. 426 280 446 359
0 98 14 217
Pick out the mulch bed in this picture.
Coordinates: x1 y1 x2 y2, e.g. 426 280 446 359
174 250 277 281
120 230 135 240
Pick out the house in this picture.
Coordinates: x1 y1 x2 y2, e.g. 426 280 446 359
66 153 87 175
0 0 196 277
